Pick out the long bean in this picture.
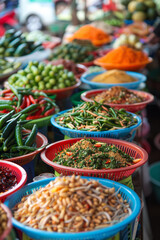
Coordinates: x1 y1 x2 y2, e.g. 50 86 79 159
56 102 137 131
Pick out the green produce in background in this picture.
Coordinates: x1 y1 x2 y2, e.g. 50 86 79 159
49 42 94 63
0 29 44 57
8 61 76 90
0 59 21 75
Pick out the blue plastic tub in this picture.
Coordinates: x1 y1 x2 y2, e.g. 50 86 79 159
51 110 141 140
5 177 141 240
149 162 160 203
81 71 146 90
124 19 156 26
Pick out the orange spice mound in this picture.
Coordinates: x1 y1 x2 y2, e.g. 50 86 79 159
98 46 149 65
68 25 111 46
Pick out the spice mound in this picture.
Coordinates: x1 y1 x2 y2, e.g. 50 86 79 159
68 25 111 46
0 205 8 236
94 86 145 104
53 139 134 169
55 102 138 131
97 46 149 65
92 70 137 84
13 175 132 232
0 167 17 194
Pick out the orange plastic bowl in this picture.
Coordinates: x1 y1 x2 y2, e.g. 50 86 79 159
2 130 48 166
94 57 153 71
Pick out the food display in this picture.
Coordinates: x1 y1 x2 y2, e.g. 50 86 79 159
94 87 145 105
124 0 157 21
0 86 57 120
0 205 8 236
0 111 38 159
119 22 152 38
113 34 143 50
13 175 132 232
0 59 21 75
23 30 52 42
49 42 94 63
53 138 141 169
8 61 76 90
47 59 87 77
68 25 111 46
102 11 124 27
55 102 138 131
95 46 150 70
0 167 17 193
91 70 137 84
0 29 44 57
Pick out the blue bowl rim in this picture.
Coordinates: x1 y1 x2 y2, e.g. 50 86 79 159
51 109 142 135
5 177 141 239
80 70 146 88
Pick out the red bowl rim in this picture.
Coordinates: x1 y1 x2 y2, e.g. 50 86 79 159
41 137 148 174
81 89 154 108
0 160 27 200
2 130 48 162
32 77 81 94
0 203 12 239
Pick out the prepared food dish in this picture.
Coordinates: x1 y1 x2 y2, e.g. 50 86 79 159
53 139 140 169
0 167 17 193
13 175 131 232
94 86 145 104
92 70 137 84
55 102 138 131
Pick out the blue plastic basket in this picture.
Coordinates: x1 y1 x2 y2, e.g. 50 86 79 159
5 177 141 240
81 71 146 90
124 19 156 26
51 110 141 140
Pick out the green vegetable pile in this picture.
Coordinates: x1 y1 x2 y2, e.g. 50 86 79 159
53 138 134 169
8 61 76 90
56 101 138 131
0 59 21 75
0 29 44 57
0 111 38 159
49 42 94 63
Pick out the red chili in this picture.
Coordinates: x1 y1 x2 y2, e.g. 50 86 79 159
105 160 111 164
44 107 55 117
29 95 36 104
20 96 27 109
26 96 31 107
39 99 46 105
26 115 45 120
33 108 43 116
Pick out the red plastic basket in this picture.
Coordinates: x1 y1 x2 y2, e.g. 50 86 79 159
0 161 27 202
41 137 148 181
33 78 81 100
0 204 12 239
2 130 48 166
81 89 154 113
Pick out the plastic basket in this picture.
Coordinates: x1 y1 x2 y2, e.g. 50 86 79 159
41 137 148 181
81 71 147 90
0 160 27 203
51 110 142 140
0 204 12 239
81 89 154 113
2 130 48 166
4 177 141 240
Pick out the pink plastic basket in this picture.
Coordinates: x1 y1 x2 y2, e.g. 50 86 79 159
41 137 148 181
81 89 154 113
0 160 27 202
0 204 12 240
